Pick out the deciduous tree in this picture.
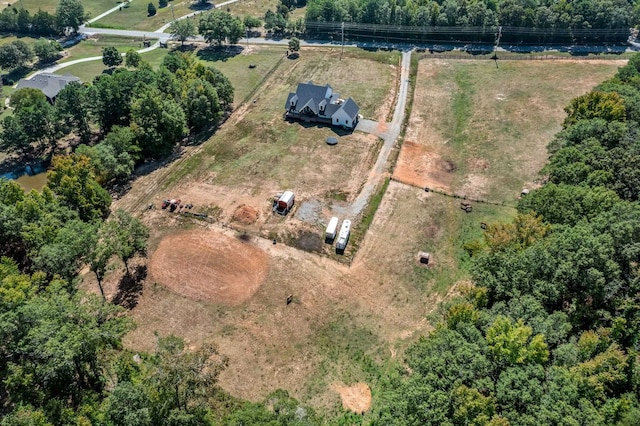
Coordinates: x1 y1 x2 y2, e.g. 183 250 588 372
170 18 197 46
198 10 245 45
56 0 86 33
102 46 123 68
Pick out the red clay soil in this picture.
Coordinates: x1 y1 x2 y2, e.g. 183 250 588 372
232 204 259 224
392 140 454 190
332 382 372 413
148 229 268 305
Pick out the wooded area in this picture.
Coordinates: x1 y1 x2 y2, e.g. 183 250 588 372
368 55 640 425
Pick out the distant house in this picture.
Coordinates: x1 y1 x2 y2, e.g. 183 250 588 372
15 73 81 103
285 82 360 130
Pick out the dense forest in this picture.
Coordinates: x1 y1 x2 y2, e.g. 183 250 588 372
367 56 640 424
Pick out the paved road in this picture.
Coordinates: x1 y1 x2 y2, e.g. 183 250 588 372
349 49 412 217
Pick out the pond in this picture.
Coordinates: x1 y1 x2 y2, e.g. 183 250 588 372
0 162 49 192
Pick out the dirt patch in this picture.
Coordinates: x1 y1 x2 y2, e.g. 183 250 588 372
148 229 268 305
393 141 455 190
332 382 372 413
291 230 323 253
232 204 259 224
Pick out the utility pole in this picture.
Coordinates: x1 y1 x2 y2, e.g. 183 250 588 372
340 22 345 60
170 4 175 21
492 25 502 68
246 27 249 48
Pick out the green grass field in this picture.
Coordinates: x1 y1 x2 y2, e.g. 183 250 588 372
11 0 118 19
59 35 144 63
90 0 193 31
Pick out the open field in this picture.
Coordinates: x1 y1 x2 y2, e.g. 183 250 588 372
59 34 144 63
3 0 117 17
60 47 169 81
91 0 195 31
395 58 625 203
82 50 625 412
224 0 306 21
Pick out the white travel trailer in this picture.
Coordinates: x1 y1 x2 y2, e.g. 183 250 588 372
325 217 339 242
335 220 351 253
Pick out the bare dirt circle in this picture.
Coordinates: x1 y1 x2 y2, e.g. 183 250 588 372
332 382 372 413
149 229 268 305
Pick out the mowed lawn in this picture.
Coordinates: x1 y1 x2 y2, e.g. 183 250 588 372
401 58 624 203
14 0 117 18
91 0 193 31
59 35 145 63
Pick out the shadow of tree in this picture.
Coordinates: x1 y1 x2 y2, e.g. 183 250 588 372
196 45 245 62
112 264 147 309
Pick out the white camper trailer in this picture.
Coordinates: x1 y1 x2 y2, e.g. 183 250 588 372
325 217 339 243
335 220 351 253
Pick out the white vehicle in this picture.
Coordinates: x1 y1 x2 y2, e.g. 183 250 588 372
335 220 351 253
325 217 339 242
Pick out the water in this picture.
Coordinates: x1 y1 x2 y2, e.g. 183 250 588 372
0 162 49 192
14 172 48 192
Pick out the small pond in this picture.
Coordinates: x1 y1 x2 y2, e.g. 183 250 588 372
0 163 49 192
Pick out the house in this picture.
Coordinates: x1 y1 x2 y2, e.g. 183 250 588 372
285 82 360 130
15 73 81 103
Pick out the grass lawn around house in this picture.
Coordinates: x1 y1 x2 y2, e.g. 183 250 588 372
59 35 144 63
10 0 119 19
89 0 193 31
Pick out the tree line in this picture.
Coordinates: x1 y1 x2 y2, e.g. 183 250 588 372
0 0 86 37
369 53 640 425
1 51 233 184
303 0 637 44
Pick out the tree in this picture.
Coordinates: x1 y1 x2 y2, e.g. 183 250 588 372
102 46 123 68
149 335 227 419
87 238 112 301
34 219 98 281
33 39 62 63
6 88 56 151
3 282 131 411
125 49 141 68
243 15 262 32
563 91 627 128
170 18 197 46
198 10 245 46
288 37 300 56
148 3 157 17
182 78 222 130
0 41 33 70
130 87 187 157
486 316 549 366
54 81 92 143
104 382 152 426
46 154 112 222
159 0 168 7
56 0 86 33
104 209 149 275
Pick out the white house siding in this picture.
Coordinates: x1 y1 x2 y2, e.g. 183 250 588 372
332 108 356 129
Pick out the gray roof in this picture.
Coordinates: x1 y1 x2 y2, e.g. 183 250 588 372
285 81 359 123
16 73 81 100
337 98 359 119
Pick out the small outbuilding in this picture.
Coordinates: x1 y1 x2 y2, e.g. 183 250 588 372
418 251 430 265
